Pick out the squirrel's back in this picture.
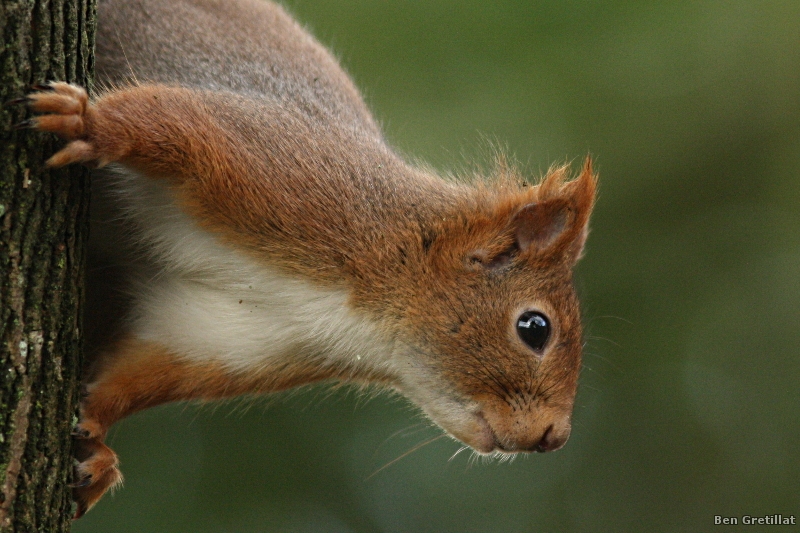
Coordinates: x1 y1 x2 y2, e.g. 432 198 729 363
94 0 469 274
97 0 378 136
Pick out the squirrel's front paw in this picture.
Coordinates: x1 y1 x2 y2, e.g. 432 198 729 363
71 427 123 519
19 82 99 168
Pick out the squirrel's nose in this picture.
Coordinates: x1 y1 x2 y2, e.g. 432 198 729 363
487 411 572 453
531 424 568 452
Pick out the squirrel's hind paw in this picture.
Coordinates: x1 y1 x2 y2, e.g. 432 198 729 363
71 435 123 519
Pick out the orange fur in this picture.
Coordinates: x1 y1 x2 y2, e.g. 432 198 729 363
72 336 393 515
25 0 597 517
82 338 346 434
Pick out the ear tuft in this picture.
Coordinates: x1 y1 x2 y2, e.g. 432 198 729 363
536 163 571 202
466 157 596 269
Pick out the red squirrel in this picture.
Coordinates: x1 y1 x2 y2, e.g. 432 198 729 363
21 0 596 518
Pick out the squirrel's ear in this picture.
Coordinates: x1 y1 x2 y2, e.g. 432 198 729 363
513 157 596 263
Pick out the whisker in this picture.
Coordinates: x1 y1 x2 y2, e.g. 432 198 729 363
582 350 619 373
449 446 469 462
371 422 432 458
467 449 481 468
581 363 600 376
579 384 602 393
591 315 634 325
365 434 446 481
585 335 621 348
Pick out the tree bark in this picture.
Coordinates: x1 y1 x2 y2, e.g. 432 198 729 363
0 1 95 531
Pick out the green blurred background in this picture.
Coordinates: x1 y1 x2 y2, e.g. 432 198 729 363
75 1 800 532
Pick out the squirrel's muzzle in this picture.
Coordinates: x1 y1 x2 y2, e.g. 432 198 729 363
477 400 573 454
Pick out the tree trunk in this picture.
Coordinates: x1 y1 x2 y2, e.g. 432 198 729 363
0 1 95 531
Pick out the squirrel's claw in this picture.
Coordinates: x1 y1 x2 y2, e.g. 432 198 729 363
12 118 36 130
28 83 56 92
69 475 93 489
3 97 30 108
73 501 88 521
71 426 92 439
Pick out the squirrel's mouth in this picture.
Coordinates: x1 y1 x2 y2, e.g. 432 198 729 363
456 409 570 455
419 406 496 454
464 411 532 454
461 411 497 454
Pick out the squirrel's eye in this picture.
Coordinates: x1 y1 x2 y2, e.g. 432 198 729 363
516 311 550 351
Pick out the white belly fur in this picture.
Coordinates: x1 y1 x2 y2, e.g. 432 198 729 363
91 166 398 376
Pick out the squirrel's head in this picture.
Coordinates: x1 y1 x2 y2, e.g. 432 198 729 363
381 159 596 455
